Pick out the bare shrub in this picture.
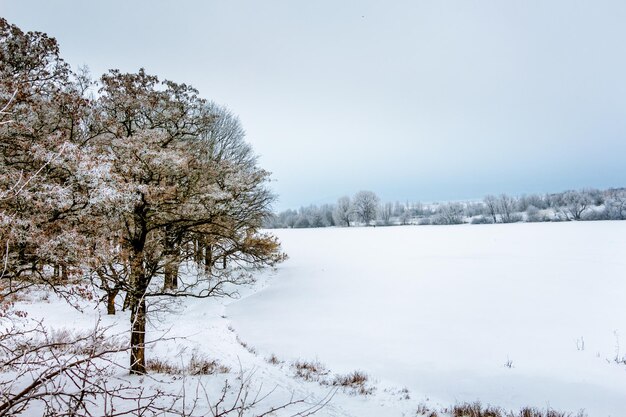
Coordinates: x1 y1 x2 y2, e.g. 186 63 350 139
291 360 330 382
471 215 493 225
331 370 375 395
183 367 333 417
525 205 547 223
417 217 431 225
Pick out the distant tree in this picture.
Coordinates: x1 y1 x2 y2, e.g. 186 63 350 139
547 192 565 208
498 194 518 223
525 205 546 222
562 190 592 220
278 209 298 228
333 196 353 227
464 202 484 218
470 215 493 224
483 195 499 223
411 201 425 216
605 189 626 220
379 202 393 226
392 201 405 217
319 204 335 226
399 209 412 225
585 188 604 206
517 194 548 211
308 206 326 228
352 191 379 226
293 216 311 228
432 202 464 225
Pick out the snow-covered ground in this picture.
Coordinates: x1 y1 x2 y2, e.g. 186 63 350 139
228 221 626 417
12 221 626 416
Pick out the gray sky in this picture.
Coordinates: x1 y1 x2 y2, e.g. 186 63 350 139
3 0 626 210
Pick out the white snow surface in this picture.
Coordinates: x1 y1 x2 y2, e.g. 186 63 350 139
227 222 626 417
13 221 626 416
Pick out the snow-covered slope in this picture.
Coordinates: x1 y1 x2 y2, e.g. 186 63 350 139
228 221 626 417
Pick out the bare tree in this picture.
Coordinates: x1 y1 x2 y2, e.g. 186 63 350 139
483 195 499 223
352 191 379 226
525 205 546 222
332 196 353 227
605 189 626 220
379 202 393 226
432 202 464 225
498 194 518 223
562 190 592 220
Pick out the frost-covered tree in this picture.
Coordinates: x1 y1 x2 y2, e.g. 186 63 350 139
379 202 393 226
525 205 546 222
498 194 518 223
483 195 499 223
332 196 353 227
399 209 412 225
464 202 484 218
0 18 99 287
352 191 379 226
432 202 464 225
562 190 592 220
89 69 285 374
517 193 548 211
604 189 626 220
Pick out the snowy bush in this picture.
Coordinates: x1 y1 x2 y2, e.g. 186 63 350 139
471 215 493 225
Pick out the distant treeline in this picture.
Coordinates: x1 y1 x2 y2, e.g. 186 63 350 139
265 187 626 229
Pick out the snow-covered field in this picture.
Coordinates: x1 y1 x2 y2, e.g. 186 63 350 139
14 221 626 416
228 221 626 417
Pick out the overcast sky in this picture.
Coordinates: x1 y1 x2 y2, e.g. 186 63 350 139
3 0 626 210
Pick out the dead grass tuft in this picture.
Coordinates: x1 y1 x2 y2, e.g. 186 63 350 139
416 403 438 417
236 336 257 355
266 353 283 365
331 370 375 395
291 359 330 382
146 352 230 375
443 402 587 417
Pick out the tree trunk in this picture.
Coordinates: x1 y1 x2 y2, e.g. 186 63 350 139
130 296 146 374
204 243 212 273
126 203 149 374
106 288 119 315
60 263 68 282
163 229 179 291
163 261 178 291
194 238 203 264
129 251 147 374
122 291 131 311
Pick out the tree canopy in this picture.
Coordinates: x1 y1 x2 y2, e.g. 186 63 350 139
0 17 284 374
